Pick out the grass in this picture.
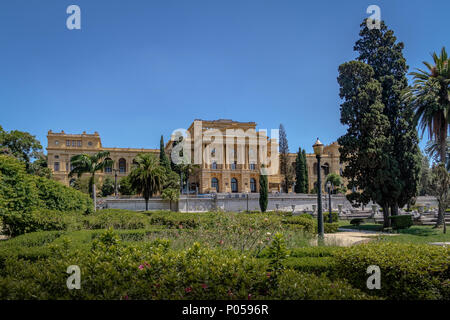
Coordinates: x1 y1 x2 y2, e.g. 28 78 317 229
337 222 450 244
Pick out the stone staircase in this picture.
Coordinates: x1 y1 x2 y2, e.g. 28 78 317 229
417 212 450 226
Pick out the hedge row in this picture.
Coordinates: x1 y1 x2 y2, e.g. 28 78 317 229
0 230 373 300
333 242 450 300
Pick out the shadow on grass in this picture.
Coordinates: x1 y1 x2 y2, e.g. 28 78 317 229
339 224 384 232
396 226 436 237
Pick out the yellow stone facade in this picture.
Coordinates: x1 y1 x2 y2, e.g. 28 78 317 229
46 130 158 185
47 120 344 193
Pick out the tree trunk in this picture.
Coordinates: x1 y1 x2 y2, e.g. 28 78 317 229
391 203 399 216
440 127 447 164
434 200 444 228
145 198 149 211
383 203 390 228
92 183 97 212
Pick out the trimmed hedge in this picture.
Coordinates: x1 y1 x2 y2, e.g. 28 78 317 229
0 230 374 300
333 242 450 300
281 216 315 233
83 210 150 230
388 215 413 230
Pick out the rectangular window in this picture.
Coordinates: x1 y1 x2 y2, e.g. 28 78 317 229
66 140 70 147
250 163 256 170
77 140 82 147
54 162 60 172
231 161 237 170
72 140 76 147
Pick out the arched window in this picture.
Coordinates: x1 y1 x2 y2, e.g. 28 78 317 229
104 158 113 173
211 178 219 192
119 158 127 173
231 178 238 193
323 163 330 176
250 178 257 193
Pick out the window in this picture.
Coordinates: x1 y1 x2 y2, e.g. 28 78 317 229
54 162 60 172
212 161 217 169
66 140 70 147
231 178 238 193
104 158 113 173
250 178 257 193
72 140 76 147
119 158 127 173
54 155 59 159
88 141 93 146
323 163 330 176
250 163 256 170
55 140 59 146
77 140 82 147
231 161 237 170
211 178 219 192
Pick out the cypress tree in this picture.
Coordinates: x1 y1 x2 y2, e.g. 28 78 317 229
354 19 421 217
279 124 292 192
294 147 305 193
159 135 171 171
259 167 268 212
302 149 308 193
337 61 393 226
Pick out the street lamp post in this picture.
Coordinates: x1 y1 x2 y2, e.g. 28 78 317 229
326 181 333 223
113 169 119 198
246 191 249 212
313 138 324 239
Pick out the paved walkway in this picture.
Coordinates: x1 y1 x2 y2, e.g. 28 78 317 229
310 229 398 247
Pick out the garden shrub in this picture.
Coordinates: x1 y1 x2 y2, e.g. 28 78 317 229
324 222 339 233
333 242 450 300
289 246 342 258
281 216 314 233
388 215 413 230
283 257 336 275
271 269 377 300
0 230 373 300
322 211 339 222
0 155 93 236
34 176 92 213
83 209 150 230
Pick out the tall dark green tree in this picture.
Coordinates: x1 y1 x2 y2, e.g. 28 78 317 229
337 60 395 227
353 20 421 218
302 149 308 193
279 124 292 192
259 167 268 212
294 147 306 193
159 135 171 171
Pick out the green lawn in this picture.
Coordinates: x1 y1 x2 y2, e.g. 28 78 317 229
338 221 450 244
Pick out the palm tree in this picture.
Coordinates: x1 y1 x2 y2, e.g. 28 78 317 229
425 137 450 170
68 151 113 211
129 153 164 211
410 47 450 163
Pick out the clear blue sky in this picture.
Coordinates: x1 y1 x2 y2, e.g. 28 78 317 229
0 0 448 153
